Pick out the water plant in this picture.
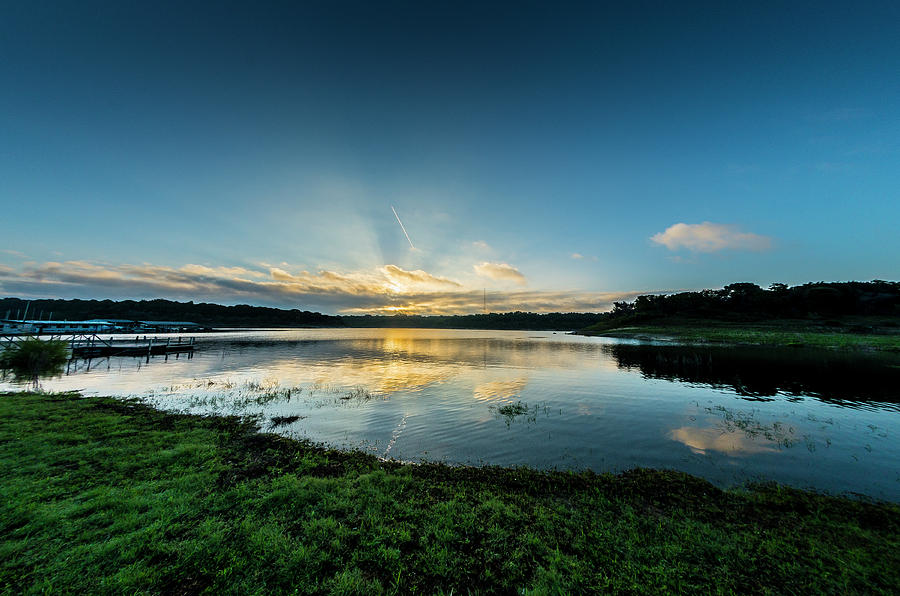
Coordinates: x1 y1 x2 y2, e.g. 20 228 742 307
489 401 552 427
270 415 305 427
495 401 529 417
340 385 375 401
0 338 69 388
705 404 798 448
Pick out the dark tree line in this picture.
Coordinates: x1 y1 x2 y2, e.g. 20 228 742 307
0 297 606 331
0 298 343 328
602 281 900 325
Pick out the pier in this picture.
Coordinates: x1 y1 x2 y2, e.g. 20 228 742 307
0 333 196 359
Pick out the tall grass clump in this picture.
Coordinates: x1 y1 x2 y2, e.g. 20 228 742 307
0 338 69 387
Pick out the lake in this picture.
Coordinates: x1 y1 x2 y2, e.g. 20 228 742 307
4 328 899 500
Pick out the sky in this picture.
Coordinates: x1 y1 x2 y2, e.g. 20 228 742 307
1 1 898 314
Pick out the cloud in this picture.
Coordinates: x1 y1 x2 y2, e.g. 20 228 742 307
472 240 491 251
380 265 462 290
473 262 527 285
650 222 772 253
0 259 647 315
570 253 584 260
179 264 267 279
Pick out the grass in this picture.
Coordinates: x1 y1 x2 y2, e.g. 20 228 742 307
2 392 899 594
580 318 900 351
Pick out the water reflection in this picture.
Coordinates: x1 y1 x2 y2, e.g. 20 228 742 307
668 404 801 455
668 427 780 455
473 378 529 402
3 329 898 500
604 343 900 407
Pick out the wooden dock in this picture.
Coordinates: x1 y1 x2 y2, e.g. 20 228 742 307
72 336 195 358
1 333 196 359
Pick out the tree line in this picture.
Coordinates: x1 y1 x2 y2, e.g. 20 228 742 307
603 280 900 324
2 281 897 331
0 298 342 328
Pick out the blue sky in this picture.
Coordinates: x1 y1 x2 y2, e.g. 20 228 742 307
1 1 898 313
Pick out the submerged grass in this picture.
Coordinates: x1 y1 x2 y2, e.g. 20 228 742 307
489 401 553 427
2 392 899 594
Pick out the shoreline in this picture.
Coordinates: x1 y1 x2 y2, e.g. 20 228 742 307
2 391 898 593
578 323 900 352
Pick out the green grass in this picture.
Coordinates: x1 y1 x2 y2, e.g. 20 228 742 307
2 392 899 594
580 318 900 351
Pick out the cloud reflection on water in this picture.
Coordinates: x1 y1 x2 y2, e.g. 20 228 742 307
668 426 780 455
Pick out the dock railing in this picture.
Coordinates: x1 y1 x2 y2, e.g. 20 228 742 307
0 333 196 358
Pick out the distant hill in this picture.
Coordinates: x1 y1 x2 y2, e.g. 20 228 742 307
0 298 343 328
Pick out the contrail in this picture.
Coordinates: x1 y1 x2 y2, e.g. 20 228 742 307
391 205 415 250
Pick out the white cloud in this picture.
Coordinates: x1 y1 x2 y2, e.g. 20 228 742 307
570 253 584 260
473 262 527 285
650 222 772 253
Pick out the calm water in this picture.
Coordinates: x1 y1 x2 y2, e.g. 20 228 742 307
5 328 900 500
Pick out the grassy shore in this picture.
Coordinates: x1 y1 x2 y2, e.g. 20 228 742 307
579 319 900 351
2 393 899 594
